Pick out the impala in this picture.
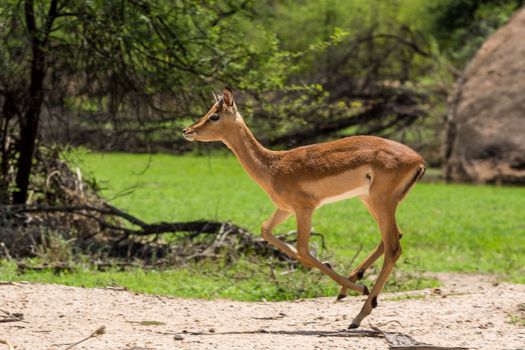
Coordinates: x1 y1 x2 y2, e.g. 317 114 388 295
182 87 425 328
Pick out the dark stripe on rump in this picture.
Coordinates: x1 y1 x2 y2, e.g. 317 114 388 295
400 164 425 200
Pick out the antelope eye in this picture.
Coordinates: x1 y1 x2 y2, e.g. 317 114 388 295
210 114 220 121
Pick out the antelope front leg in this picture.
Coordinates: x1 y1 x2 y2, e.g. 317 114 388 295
261 209 315 267
295 208 368 295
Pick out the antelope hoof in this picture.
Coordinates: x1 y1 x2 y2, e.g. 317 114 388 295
349 269 365 282
322 261 333 269
371 296 378 308
362 285 369 296
348 322 360 329
336 293 347 301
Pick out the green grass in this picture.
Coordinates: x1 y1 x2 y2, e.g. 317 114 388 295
1 151 524 300
384 294 428 302
0 258 438 301
78 152 525 279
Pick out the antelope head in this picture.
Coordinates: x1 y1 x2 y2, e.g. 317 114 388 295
182 87 238 142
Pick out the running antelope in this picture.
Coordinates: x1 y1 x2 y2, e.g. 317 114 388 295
182 87 425 328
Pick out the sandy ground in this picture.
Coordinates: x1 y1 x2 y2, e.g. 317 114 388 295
1 274 524 350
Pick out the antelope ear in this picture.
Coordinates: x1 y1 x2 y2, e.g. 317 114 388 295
223 87 234 106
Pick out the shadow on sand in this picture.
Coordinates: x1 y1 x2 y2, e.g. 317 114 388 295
179 327 470 349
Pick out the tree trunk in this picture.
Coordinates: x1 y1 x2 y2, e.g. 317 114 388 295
0 97 15 204
12 80 44 204
12 0 56 204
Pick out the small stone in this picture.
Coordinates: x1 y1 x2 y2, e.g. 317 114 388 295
208 328 215 333
174 335 184 341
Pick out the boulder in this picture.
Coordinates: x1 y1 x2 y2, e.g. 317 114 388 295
444 7 525 184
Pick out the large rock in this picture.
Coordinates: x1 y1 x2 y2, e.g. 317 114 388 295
444 8 525 184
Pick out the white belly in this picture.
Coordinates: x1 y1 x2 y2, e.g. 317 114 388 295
318 183 369 207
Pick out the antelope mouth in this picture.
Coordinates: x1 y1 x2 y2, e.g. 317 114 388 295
183 132 196 141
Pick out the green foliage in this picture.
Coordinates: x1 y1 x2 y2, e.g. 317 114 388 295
0 0 282 103
426 0 523 65
245 0 452 152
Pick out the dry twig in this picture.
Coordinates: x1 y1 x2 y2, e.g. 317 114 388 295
0 309 26 323
64 325 106 350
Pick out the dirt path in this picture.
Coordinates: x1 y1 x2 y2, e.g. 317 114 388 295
1 274 524 350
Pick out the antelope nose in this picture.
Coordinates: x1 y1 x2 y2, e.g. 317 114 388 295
182 128 190 134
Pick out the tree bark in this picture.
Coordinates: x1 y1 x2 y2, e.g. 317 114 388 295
13 0 57 204
0 96 16 204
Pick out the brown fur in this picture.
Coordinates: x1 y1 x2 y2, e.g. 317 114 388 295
183 88 425 328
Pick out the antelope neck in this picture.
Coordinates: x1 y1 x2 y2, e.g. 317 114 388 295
222 119 275 187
